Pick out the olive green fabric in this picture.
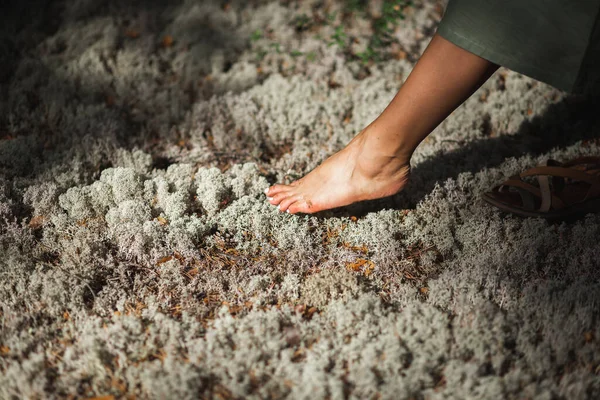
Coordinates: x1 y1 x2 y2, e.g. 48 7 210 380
436 0 600 93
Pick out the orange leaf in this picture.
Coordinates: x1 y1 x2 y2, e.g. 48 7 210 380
157 255 173 265
363 260 375 276
173 251 184 262
125 29 140 38
346 258 368 271
162 35 174 48
29 215 47 229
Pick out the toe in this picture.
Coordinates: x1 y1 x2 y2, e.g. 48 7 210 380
266 184 290 197
287 199 314 214
286 200 305 214
278 194 303 213
268 191 292 205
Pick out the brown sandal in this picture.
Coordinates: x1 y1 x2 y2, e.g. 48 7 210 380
482 156 600 220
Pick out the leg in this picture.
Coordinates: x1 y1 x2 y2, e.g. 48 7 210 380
266 33 500 214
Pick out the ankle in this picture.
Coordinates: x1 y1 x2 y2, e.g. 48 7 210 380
361 123 415 164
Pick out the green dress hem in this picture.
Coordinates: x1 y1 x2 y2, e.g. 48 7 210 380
436 24 574 92
435 0 600 94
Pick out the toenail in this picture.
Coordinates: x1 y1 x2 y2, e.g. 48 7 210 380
286 209 290 214
264 187 270 194
277 204 281 210
267 197 273 201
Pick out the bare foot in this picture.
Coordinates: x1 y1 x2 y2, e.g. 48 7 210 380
265 126 412 214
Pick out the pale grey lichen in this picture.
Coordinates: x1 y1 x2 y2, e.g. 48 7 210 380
99 167 144 204
299 267 362 308
2 0 600 399
195 167 230 216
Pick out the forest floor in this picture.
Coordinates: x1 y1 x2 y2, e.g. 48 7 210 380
1 0 600 398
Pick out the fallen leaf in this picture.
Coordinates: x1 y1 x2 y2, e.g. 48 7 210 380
105 95 115 107
404 271 416 280
284 379 295 388
29 215 47 229
157 255 173 265
291 348 305 362
363 260 375 276
346 258 368 271
185 268 199 279
162 35 174 48
125 29 140 38
173 251 184 262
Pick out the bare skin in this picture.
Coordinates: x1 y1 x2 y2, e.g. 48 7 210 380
266 33 499 214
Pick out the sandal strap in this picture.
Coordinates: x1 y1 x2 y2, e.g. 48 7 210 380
500 176 566 211
544 159 566 193
499 179 536 210
520 166 600 201
559 156 600 168
537 174 552 212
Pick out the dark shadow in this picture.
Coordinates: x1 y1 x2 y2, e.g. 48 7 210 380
0 0 253 183
0 0 63 84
